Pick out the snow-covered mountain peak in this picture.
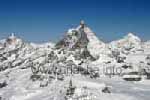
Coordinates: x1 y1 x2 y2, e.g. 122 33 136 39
127 32 135 37
110 32 142 54
0 33 25 50
7 33 22 42
56 21 110 59
125 33 141 42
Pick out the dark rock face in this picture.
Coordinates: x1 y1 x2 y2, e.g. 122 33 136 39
55 39 66 49
77 28 89 48
80 48 96 61
55 27 89 50
102 87 111 93
55 22 95 61
0 81 7 88
123 77 141 81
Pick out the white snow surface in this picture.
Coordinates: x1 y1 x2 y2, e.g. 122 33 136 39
0 68 150 100
110 33 142 51
0 24 150 100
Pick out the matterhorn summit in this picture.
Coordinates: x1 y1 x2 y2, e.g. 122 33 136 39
56 21 110 59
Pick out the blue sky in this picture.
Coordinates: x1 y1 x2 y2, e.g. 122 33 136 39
0 0 150 42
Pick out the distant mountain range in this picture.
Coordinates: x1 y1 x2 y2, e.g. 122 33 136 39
0 21 150 72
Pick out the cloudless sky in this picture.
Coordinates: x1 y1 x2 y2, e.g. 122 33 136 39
0 0 150 42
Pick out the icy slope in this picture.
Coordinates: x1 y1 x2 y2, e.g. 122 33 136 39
143 40 150 54
110 33 142 53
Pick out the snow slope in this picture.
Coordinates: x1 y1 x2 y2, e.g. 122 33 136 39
110 33 142 53
0 22 150 100
1 68 150 100
83 25 111 58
